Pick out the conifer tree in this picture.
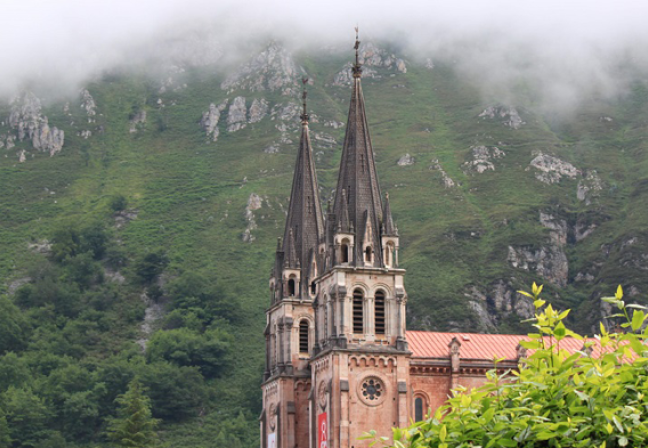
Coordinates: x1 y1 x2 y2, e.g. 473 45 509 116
107 378 159 448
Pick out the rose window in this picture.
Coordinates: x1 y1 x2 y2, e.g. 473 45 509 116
361 378 383 401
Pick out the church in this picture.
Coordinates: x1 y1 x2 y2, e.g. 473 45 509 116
260 35 556 448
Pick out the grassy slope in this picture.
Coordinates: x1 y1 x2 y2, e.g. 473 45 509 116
2 44 648 442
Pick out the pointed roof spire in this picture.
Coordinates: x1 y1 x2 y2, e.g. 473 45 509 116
353 26 362 78
284 229 299 268
300 77 309 124
279 79 324 292
332 28 384 267
382 192 398 236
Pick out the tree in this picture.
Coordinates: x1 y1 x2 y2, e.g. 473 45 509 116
376 284 648 448
106 379 159 448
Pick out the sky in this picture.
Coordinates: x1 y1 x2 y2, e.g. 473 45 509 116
3 0 648 110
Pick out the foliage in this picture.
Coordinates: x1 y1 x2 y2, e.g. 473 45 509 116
111 195 129 213
133 251 168 284
376 284 648 448
106 378 159 448
0 297 30 355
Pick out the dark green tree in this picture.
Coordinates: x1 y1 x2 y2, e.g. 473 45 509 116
106 379 158 448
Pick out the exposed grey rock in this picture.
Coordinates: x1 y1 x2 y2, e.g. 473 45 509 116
28 239 51 254
18 149 26 163
221 43 300 96
129 110 147 133
424 58 434 70
529 153 580 184
577 170 603 205
466 298 497 332
243 193 262 242
201 100 228 141
464 280 534 328
114 209 139 229
324 120 344 129
159 65 188 93
600 116 613 122
508 245 568 287
463 145 505 173
312 132 336 148
227 97 247 132
9 92 65 156
479 105 524 129
397 153 415 166
80 89 97 123
331 41 405 86
574 221 597 242
574 272 595 283
332 62 378 86
270 102 300 122
248 98 269 123
78 130 92 139
6 135 15 150
539 212 568 246
263 145 279 154
430 159 456 188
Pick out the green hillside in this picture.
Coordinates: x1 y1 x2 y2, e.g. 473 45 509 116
1 40 648 446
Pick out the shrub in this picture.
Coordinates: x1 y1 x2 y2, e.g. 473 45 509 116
375 284 648 448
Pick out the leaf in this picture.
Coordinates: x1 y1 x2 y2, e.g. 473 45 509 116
439 425 447 442
518 290 534 299
616 285 624 300
534 299 546 309
631 310 645 332
554 321 567 340
619 436 629 447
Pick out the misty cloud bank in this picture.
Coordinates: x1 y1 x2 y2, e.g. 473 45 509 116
3 0 648 112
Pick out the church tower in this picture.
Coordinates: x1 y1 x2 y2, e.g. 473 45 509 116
262 81 324 448
262 32 409 448
308 31 409 448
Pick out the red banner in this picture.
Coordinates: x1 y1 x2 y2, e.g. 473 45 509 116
317 413 328 448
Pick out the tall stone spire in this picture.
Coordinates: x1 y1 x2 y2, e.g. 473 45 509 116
332 29 384 266
279 78 324 296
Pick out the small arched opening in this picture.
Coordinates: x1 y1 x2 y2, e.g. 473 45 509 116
341 239 350 263
299 320 309 354
353 289 364 334
364 246 372 262
375 290 386 335
288 277 297 296
414 397 424 422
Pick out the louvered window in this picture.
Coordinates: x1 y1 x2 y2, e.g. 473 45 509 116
375 290 385 335
299 320 309 354
353 289 364 334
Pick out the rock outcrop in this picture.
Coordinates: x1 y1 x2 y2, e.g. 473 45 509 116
200 100 228 141
397 153 415 166
227 97 247 132
465 279 534 330
8 92 65 156
248 98 269 123
429 159 455 188
243 193 262 243
508 212 569 287
528 153 580 184
463 145 505 173
479 105 524 129
80 89 97 123
129 110 147 133
221 43 300 96
332 42 406 86
577 170 603 205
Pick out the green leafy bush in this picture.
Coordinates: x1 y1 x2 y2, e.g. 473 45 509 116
375 284 648 448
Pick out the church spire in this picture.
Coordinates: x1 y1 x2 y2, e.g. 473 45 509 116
382 192 398 236
332 29 384 266
278 78 324 296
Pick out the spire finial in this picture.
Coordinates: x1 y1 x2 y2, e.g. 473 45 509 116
300 77 309 124
353 26 362 78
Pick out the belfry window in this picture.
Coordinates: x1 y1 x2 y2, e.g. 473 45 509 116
365 246 372 262
375 290 385 335
415 397 424 422
353 289 364 334
288 277 296 296
299 320 309 354
341 239 350 263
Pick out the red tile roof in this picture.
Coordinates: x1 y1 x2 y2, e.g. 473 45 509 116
406 331 599 360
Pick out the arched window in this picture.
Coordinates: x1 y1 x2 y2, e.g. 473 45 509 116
310 282 316 295
375 290 385 335
353 289 364 334
341 239 350 263
414 397 424 422
299 320 309 354
365 246 372 262
288 277 296 296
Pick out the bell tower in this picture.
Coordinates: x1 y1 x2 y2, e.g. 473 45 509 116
309 30 409 448
262 80 324 448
